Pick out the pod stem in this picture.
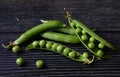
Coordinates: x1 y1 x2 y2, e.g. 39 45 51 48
64 8 72 20
2 42 15 50
83 56 95 64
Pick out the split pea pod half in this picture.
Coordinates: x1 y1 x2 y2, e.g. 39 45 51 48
40 31 80 44
66 11 116 59
2 20 65 50
26 40 94 64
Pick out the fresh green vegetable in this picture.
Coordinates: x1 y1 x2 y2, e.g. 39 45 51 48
3 20 65 50
12 45 21 53
16 57 24 66
66 11 114 59
41 31 80 44
26 40 94 64
36 60 44 68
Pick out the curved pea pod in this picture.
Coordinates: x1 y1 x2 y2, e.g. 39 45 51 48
26 40 94 64
3 20 65 50
68 18 115 59
40 31 81 44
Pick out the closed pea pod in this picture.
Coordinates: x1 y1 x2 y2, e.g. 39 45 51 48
41 31 80 44
26 40 94 64
3 20 65 50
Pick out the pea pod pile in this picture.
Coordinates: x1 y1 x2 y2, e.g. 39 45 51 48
2 11 116 67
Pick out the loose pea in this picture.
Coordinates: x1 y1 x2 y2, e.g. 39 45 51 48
98 43 104 49
51 43 59 50
56 45 64 53
63 48 70 55
16 57 24 66
39 40 46 48
82 52 89 58
89 37 95 42
32 41 39 48
97 50 104 57
75 28 81 33
46 42 52 49
68 51 77 58
88 42 95 49
82 30 86 34
36 60 43 68
81 34 88 41
12 45 21 53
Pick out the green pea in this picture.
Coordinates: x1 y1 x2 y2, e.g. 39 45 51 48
39 40 46 48
97 50 104 57
51 43 59 50
71 22 76 27
36 60 43 68
63 48 70 55
32 41 39 48
82 52 89 58
89 37 95 42
46 42 52 49
56 45 64 53
12 45 21 53
75 28 81 33
76 24 80 28
16 57 24 66
68 51 77 58
81 34 88 41
88 42 95 49
82 30 86 34
98 43 104 49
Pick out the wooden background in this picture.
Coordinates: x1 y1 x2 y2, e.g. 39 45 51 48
0 0 120 77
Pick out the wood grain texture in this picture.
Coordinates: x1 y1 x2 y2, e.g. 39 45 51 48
0 0 120 77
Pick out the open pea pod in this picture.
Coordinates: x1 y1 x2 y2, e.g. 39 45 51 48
26 40 94 64
66 12 115 59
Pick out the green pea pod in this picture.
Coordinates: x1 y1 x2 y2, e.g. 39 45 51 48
66 11 115 59
26 40 94 64
41 31 81 44
72 19 116 50
3 20 65 50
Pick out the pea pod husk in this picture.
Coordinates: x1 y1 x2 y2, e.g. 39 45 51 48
65 11 113 59
72 20 116 50
26 40 94 64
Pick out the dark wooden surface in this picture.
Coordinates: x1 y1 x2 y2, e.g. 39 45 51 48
0 0 120 77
